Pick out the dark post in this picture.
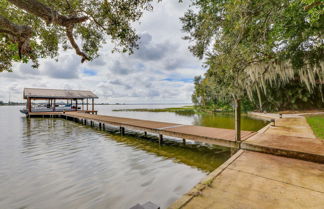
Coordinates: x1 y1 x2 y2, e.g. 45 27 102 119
92 98 94 114
144 131 147 137
87 98 89 111
235 98 241 142
82 99 84 111
120 127 125 135
76 99 78 111
159 134 163 145
28 97 32 112
53 99 56 112
182 138 186 145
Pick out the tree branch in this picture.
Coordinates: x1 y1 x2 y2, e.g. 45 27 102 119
0 15 33 58
79 9 107 31
66 25 89 63
8 0 90 62
8 0 88 26
304 1 323 11
0 15 32 37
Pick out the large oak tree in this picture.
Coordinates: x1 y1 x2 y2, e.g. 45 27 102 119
182 0 323 105
0 0 157 72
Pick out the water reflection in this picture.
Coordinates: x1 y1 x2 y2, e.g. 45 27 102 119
95 105 267 131
105 131 231 172
192 113 268 131
0 106 230 209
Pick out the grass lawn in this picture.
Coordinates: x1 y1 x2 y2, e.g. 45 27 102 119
306 115 324 139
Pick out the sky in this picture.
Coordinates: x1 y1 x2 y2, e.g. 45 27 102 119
0 1 205 104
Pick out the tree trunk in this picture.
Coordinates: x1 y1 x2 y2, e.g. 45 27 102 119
234 98 241 142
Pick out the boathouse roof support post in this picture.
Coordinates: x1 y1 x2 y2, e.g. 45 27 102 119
92 98 94 113
234 98 241 142
87 98 89 111
53 99 56 112
27 97 32 113
76 99 78 111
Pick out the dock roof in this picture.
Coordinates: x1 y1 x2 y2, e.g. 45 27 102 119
23 88 98 99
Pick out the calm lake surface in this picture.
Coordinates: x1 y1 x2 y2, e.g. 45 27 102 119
0 105 267 209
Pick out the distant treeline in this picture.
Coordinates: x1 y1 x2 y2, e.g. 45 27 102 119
0 101 25 106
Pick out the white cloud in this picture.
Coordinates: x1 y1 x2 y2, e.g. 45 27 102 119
0 1 205 104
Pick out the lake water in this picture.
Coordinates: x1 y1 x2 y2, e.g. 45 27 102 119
0 105 267 209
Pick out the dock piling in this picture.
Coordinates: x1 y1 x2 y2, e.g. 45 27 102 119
159 134 163 145
120 127 125 135
182 138 186 145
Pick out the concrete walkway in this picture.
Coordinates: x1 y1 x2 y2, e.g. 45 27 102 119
242 133 324 163
169 150 324 209
249 112 316 138
168 113 324 209
265 117 315 138
243 113 324 163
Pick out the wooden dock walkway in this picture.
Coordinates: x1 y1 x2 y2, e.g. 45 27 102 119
62 112 255 148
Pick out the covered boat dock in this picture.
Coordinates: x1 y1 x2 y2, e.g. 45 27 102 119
23 88 98 115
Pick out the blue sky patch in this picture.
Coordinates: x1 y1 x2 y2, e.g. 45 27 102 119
163 78 193 83
82 69 97 76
